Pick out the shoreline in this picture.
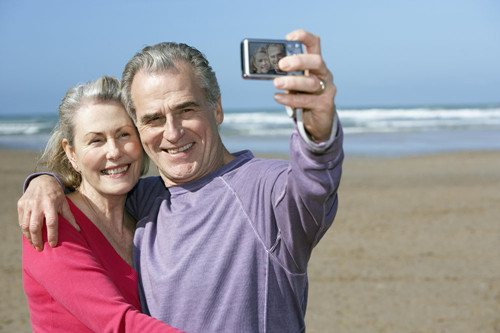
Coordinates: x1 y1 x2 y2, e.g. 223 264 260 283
1 149 499 332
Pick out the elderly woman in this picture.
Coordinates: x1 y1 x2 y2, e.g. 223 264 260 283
22 76 182 332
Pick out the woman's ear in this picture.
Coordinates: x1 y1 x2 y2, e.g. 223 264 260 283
62 139 79 172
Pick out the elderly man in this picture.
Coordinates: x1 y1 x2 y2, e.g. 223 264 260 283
19 30 343 332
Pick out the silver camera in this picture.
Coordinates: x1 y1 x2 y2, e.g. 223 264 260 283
241 38 304 79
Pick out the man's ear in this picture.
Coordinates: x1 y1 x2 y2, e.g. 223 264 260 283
214 96 224 126
62 139 79 172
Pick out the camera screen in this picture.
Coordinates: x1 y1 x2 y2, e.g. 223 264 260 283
241 39 303 79
248 41 302 75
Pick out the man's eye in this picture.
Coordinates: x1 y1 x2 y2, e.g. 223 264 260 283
147 116 163 124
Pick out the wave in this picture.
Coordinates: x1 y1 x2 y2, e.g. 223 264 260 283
0 115 56 136
1 105 500 154
220 106 500 136
0 122 54 135
339 107 500 120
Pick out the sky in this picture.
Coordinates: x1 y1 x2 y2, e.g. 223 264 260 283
1 0 499 115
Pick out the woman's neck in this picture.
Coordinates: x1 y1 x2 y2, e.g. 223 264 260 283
68 183 135 266
71 183 128 233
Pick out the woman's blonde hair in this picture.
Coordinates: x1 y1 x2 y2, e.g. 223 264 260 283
38 76 148 190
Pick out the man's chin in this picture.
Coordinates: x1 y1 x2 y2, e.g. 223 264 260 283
158 166 198 187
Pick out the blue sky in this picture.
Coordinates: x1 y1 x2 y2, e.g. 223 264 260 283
1 0 499 115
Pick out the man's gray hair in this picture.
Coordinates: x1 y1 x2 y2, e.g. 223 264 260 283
121 42 221 122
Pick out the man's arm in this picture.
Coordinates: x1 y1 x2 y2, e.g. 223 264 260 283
270 30 344 271
17 174 76 251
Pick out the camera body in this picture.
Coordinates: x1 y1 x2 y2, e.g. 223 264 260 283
241 38 304 79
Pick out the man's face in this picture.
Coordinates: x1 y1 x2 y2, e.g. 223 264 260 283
267 45 286 71
131 62 225 187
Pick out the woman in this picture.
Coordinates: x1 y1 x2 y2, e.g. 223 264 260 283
22 76 183 332
250 46 272 74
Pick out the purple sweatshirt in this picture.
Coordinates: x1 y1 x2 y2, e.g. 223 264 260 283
127 127 344 333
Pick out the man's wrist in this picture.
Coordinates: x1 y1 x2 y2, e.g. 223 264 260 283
23 172 65 193
295 109 338 153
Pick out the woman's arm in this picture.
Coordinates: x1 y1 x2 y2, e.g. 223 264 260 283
22 218 183 333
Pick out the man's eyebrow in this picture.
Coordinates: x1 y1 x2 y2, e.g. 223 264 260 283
139 111 163 124
139 101 201 124
172 101 200 111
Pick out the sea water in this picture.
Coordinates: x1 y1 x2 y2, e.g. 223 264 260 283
1 105 500 156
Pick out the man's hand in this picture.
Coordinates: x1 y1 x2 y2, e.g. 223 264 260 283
17 175 77 251
273 29 337 143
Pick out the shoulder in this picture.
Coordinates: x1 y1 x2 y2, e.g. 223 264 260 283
127 176 168 220
228 150 289 173
223 155 289 190
239 156 289 174
22 201 91 272
131 176 165 195
134 175 164 188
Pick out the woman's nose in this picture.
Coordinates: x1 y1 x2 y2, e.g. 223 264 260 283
106 140 122 160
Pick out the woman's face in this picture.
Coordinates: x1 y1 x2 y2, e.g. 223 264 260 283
254 52 271 74
64 101 143 197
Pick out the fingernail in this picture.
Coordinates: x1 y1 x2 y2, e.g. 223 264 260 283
279 58 290 70
273 94 284 103
274 78 285 89
34 246 41 252
49 241 57 247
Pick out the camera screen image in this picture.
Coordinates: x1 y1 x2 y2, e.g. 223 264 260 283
249 42 287 75
241 39 303 79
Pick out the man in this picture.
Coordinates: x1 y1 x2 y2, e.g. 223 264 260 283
19 30 343 332
267 42 287 74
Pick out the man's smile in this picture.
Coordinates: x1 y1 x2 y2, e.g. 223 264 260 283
163 142 193 154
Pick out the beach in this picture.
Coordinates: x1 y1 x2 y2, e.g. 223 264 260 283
1 149 499 332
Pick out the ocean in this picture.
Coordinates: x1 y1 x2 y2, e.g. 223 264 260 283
1 105 500 156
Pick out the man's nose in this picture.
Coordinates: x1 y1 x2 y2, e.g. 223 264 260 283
163 114 184 142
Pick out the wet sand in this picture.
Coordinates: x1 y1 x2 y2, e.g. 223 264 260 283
1 149 499 332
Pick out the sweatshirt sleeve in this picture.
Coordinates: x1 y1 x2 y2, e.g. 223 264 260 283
272 120 344 272
22 218 184 333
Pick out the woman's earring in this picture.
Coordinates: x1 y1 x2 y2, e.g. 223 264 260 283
70 159 80 172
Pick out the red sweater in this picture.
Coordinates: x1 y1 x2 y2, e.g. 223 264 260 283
22 199 182 332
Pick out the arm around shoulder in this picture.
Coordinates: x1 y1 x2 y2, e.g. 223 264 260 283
18 173 77 251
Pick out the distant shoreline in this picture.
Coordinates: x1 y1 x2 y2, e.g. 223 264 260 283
2 128 500 157
2 104 500 156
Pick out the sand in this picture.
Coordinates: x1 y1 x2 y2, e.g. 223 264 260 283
1 149 499 332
